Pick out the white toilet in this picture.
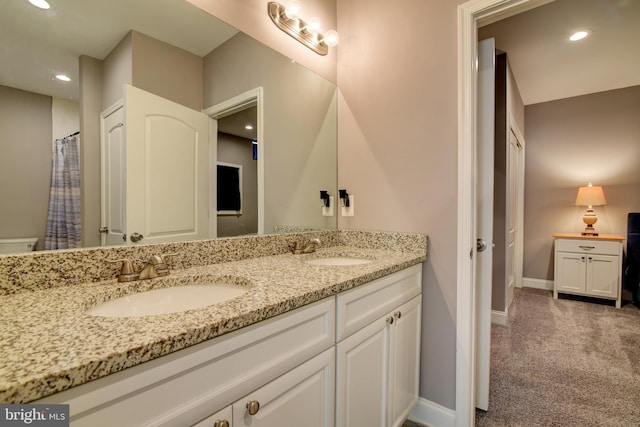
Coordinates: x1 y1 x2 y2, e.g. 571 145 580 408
0 237 39 254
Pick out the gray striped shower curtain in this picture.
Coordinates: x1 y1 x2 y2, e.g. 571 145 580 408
44 134 81 250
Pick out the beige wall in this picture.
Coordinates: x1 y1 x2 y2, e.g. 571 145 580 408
79 56 103 247
337 0 465 409
203 32 338 233
0 85 52 247
217 133 258 237
132 32 203 111
524 85 640 280
102 32 133 110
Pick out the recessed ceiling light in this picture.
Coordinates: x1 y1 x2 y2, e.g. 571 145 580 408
245 124 254 130
55 74 71 82
28 0 50 10
569 31 589 42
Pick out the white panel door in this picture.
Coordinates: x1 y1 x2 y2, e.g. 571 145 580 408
476 37 496 411
100 105 126 246
125 85 210 245
505 129 522 309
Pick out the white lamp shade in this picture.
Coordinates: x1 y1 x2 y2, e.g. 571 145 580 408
575 185 607 207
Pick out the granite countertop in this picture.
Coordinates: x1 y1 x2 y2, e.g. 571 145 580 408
0 245 425 404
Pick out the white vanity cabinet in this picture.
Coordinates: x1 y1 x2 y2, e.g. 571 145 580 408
36 264 424 427
553 233 624 308
335 265 422 427
37 298 335 427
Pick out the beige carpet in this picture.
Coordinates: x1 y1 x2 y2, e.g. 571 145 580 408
476 288 640 426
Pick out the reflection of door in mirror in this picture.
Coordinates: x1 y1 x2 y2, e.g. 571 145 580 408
100 85 211 246
216 106 259 237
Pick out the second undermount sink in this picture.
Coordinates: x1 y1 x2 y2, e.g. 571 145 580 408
304 257 373 266
87 284 248 318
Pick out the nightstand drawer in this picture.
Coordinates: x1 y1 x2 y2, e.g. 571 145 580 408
555 238 620 255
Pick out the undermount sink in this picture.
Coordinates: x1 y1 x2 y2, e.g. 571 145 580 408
304 257 373 266
87 284 248 318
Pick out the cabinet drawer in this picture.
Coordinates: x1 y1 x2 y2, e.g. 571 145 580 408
555 239 620 255
336 264 422 342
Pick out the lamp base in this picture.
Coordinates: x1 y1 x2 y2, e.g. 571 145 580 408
581 224 599 236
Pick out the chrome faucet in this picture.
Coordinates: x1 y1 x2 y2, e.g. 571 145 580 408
290 238 321 254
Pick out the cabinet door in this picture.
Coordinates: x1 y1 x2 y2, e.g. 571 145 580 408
233 348 335 427
335 315 391 427
388 296 422 427
586 254 619 298
555 252 587 294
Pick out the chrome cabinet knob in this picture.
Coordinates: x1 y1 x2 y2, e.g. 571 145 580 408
246 400 260 415
213 420 229 427
386 316 394 325
394 311 402 319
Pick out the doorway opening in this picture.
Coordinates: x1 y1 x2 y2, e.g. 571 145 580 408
457 0 549 425
204 88 265 237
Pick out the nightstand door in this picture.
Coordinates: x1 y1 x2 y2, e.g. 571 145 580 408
586 254 619 298
556 252 587 294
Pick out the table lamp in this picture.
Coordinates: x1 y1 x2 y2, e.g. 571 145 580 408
575 182 607 236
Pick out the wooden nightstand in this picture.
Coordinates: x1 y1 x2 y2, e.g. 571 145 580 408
553 233 625 308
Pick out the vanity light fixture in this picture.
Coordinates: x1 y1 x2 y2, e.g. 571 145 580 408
575 182 607 236
569 30 589 42
267 1 338 56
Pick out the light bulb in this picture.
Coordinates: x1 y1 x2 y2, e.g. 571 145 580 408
322 30 339 47
305 17 322 33
28 0 50 9
284 0 301 19
569 31 589 41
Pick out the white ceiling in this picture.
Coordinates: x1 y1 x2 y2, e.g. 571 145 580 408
4 0 638 107
0 0 238 100
479 0 640 105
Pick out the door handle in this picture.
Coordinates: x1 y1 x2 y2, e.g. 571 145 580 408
477 239 488 252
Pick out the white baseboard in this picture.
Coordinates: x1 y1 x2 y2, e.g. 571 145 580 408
409 397 455 427
491 310 507 325
522 277 553 290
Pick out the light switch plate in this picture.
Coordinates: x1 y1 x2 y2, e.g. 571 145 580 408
322 196 334 216
341 195 354 217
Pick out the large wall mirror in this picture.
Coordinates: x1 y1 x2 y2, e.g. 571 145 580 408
0 0 337 254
